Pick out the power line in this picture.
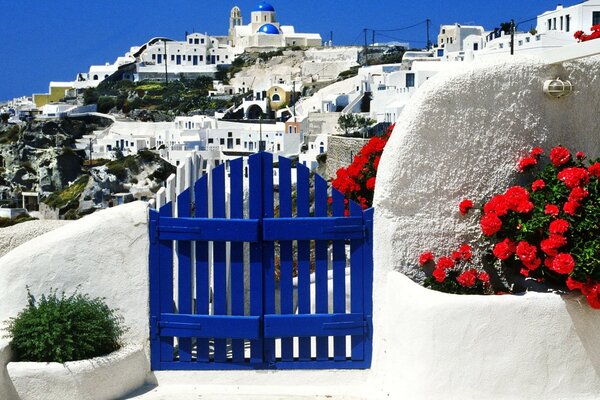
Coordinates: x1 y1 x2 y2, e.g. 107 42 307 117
367 20 428 33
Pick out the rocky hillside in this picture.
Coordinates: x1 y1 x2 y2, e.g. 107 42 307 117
0 118 175 219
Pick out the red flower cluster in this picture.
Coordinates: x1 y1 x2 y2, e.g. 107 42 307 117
480 186 533 236
419 245 490 293
332 123 394 210
517 147 544 172
484 145 600 309
574 24 600 42
459 199 473 215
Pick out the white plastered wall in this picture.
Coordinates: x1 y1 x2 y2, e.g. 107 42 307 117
0 201 150 400
371 56 600 398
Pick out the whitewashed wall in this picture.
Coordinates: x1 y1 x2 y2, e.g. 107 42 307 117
0 202 149 400
371 56 600 398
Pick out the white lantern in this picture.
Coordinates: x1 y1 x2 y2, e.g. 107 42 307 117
543 78 573 99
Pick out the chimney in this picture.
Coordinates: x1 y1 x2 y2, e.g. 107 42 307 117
557 4 563 10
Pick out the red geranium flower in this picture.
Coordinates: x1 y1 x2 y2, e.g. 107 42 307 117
478 272 490 284
457 269 478 287
540 235 566 256
432 268 446 283
436 256 455 270
480 213 502 236
459 199 474 215
568 187 589 203
419 251 434 266
366 177 376 190
589 162 600 177
493 238 516 260
566 276 584 291
532 179 545 192
516 241 538 264
550 253 575 275
550 146 572 167
530 147 544 158
458 244 473 261
563 201 580 216
576 151 586 160
518 156 537 172
483 194 509 217
544 204 559 217
557 167 590 189
585 284 600 309
549 219 569 235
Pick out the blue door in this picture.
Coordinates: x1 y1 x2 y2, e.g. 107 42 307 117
149 152 373 370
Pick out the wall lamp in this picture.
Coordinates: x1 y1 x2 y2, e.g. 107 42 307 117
543 78 573 99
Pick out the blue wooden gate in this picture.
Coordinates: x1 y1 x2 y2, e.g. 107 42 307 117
149 152 373 370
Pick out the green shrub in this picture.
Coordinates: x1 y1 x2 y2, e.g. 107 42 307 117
5 289 125 363
43 175 89 209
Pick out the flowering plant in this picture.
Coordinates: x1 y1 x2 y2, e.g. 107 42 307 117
331 123 393 210
480 146 600 308
574 24 600 42
419 245 491 294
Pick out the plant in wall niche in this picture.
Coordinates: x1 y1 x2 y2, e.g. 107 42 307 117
478 146 600 308
331 123 394 210
419 244 492 294
4 289 125 363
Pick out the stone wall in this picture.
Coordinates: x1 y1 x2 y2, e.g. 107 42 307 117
325 135 368 180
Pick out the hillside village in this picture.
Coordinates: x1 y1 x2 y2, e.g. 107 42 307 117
1 0 599 222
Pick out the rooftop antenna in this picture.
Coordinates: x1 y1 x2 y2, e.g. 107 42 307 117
364 28 368 65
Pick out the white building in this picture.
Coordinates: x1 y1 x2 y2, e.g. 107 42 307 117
438 0 600 61
228 2 322 53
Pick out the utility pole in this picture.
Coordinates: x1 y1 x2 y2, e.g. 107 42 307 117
88 138 93 167
372 30 375 46
510 19 515 55
426 19 431 50
363 28 368 66
164 40 169 84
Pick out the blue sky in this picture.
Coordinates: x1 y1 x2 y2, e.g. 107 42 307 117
0 0 579 101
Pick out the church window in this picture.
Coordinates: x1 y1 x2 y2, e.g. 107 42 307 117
272 94 281 102
194 38 199 44
93 75 98 80
189 39 192 44
201 38 204 44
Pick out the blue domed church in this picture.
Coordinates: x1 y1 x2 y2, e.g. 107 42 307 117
228 2 322 52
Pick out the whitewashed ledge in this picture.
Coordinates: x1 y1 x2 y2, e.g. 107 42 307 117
371 272 600 399
6 344 147 400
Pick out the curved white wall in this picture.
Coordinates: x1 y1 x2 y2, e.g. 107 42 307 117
0 202 149 400
372 56 600 398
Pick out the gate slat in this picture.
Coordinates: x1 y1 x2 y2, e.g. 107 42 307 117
194 175 210 363
363 208 374 368
332 190 346 361
249 153 264 364
212 164 228 362
349 201 365 361
262 152 276 363
314 175 329 361
296 163 311 361
177 188 193 362
277 156 294 361
159 202 174 362
230 158 245 363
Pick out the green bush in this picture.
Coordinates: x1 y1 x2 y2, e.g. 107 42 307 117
5 289 125 363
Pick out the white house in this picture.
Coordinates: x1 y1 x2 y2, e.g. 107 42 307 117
438 0 600 61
